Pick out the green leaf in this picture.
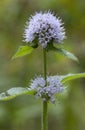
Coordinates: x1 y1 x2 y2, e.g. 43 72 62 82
48 45 78 62
61 73 85 83
0 87 35 101
59 48 79 62
12 46 34 59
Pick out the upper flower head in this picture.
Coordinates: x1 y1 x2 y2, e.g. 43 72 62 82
24 11 66 48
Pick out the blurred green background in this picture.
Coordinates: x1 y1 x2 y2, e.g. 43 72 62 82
0 0 85 130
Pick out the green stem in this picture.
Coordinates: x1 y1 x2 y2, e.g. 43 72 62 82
42 101 48 130
43 48 47 81
42 48 48 130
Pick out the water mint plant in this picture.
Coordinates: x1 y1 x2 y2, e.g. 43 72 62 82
0 11 85 130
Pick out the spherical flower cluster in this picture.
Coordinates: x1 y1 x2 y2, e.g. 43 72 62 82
24 11 66 48
30 76 65 103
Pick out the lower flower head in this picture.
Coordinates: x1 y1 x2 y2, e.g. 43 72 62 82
24 11 66 48
30 76 65 103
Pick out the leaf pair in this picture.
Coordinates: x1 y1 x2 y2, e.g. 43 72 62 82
12 45 78 62
0 73 85 101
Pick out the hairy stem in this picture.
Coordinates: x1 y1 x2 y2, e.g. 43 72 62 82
42 48 48 130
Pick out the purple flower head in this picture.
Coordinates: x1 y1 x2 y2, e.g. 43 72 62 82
24 11 66 48
30 76 65 103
